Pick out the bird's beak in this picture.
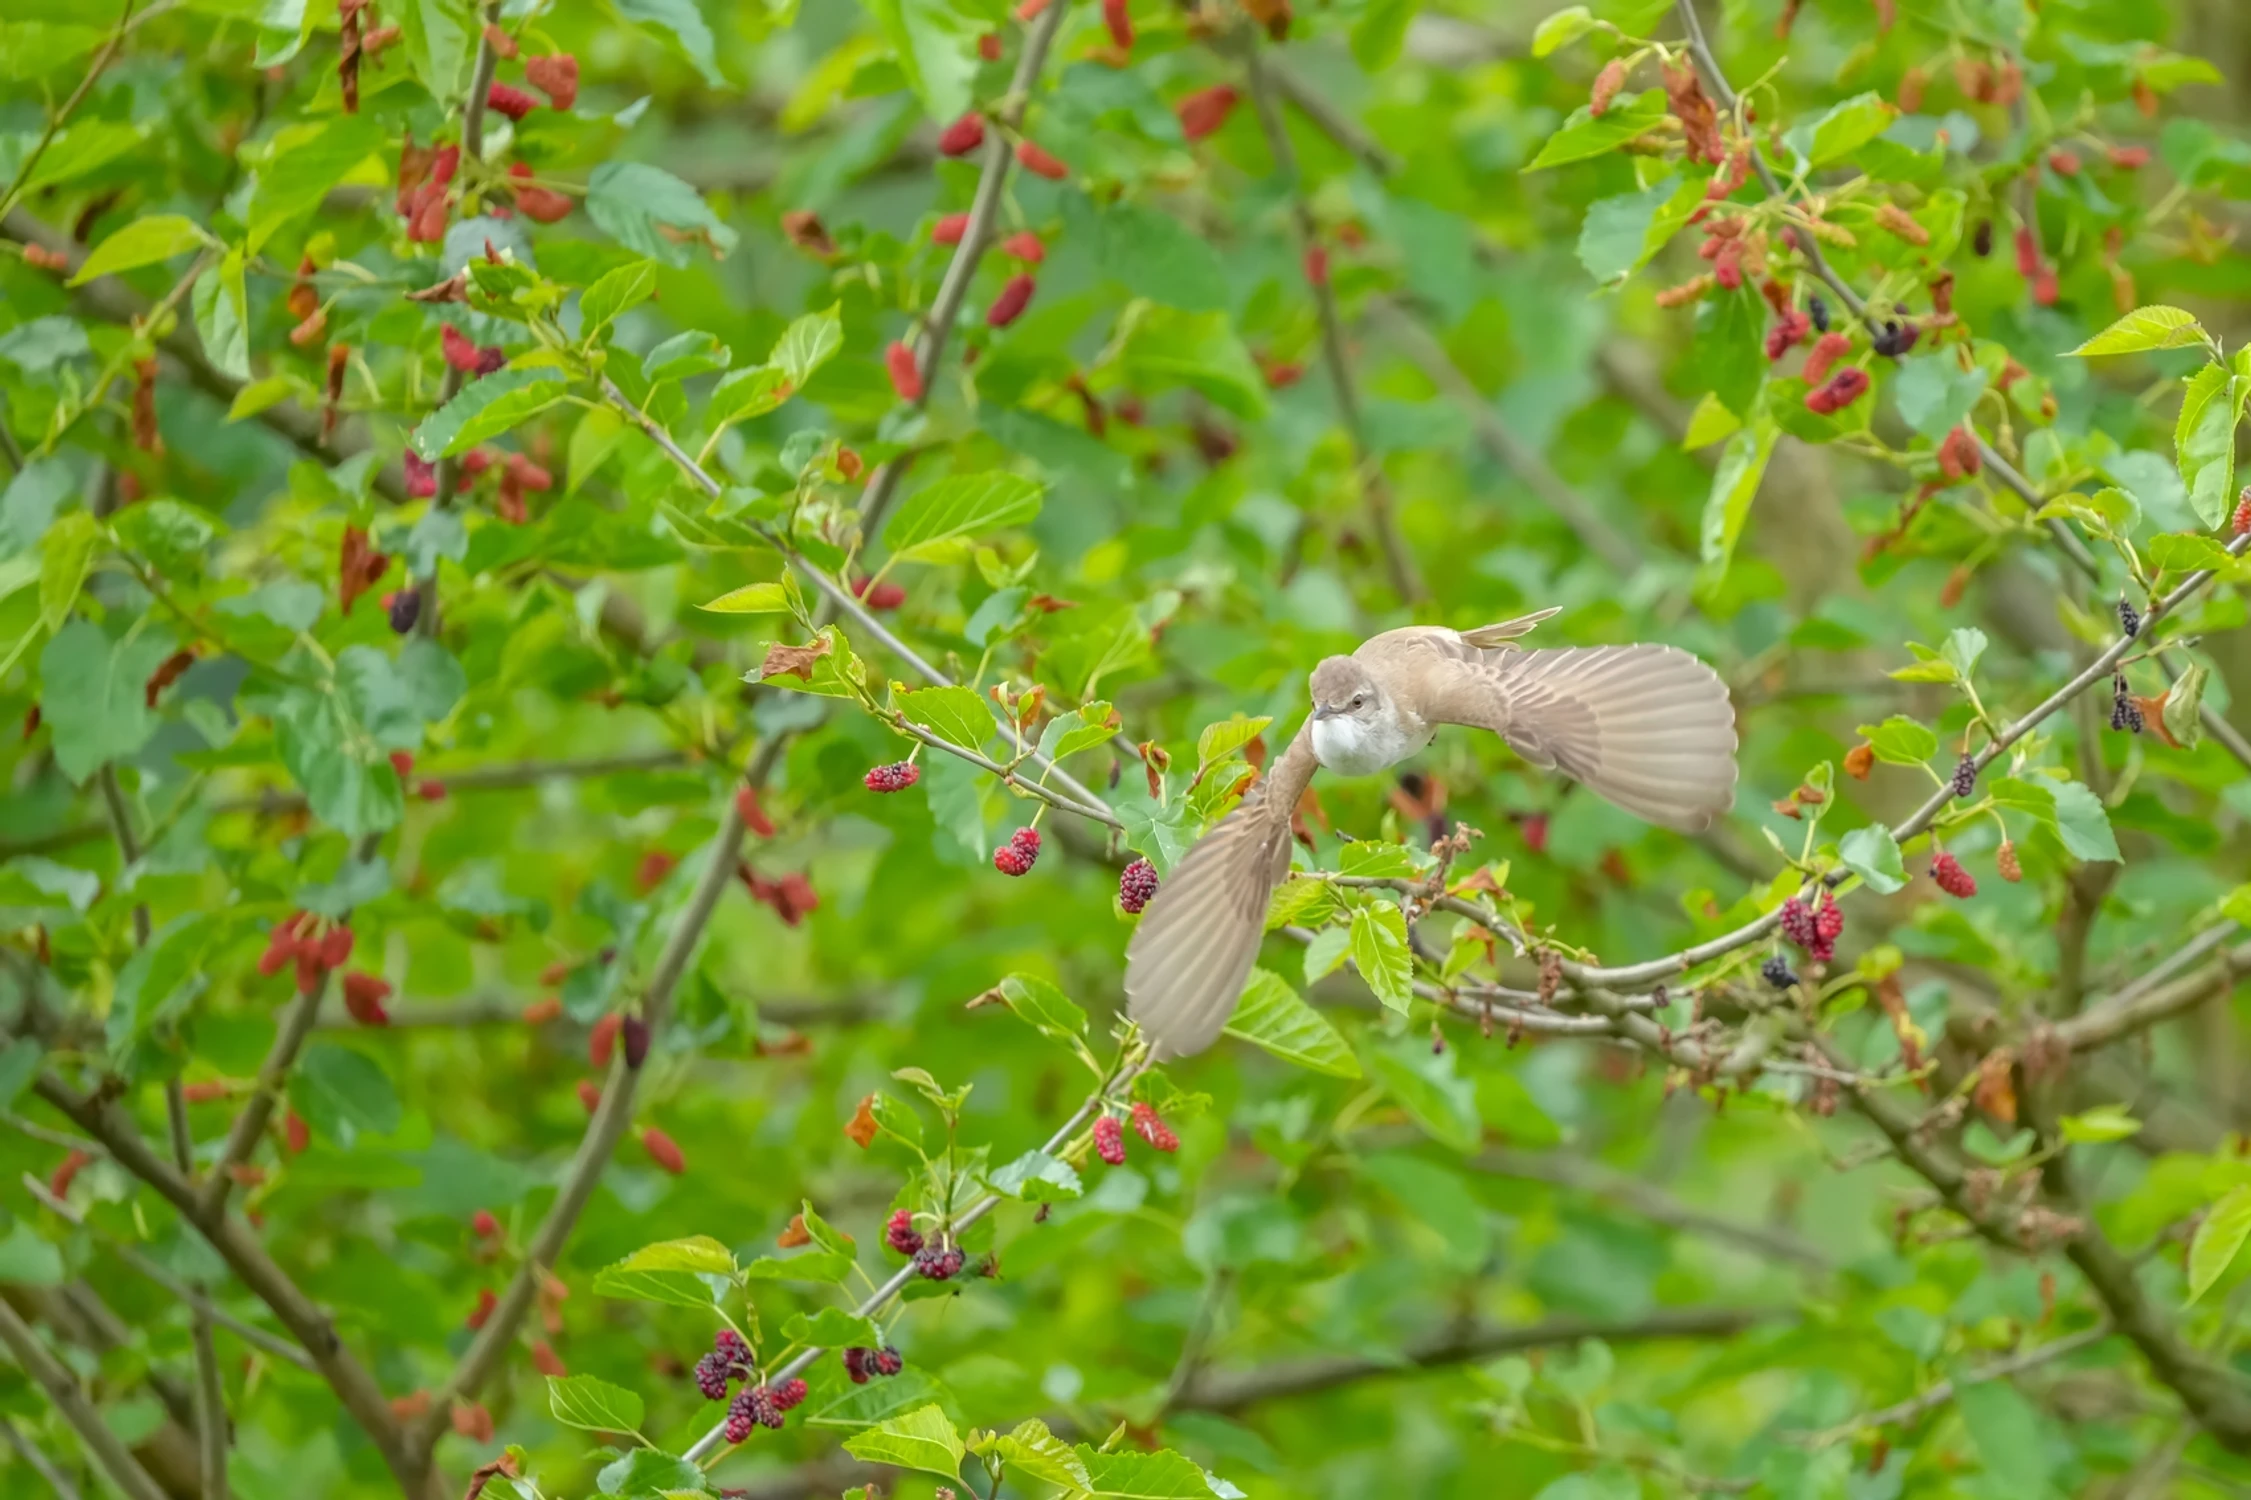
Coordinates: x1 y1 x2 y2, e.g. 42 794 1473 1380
1310 704 1340 721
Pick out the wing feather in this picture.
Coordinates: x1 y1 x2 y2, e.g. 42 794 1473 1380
1414 640 1738 832
1123 727 1320 1060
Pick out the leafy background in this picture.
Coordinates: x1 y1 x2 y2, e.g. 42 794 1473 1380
5 0 2251 1497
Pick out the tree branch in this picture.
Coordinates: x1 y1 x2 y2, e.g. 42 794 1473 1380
855 0 1069 528
1477 1148 1830 1270
30 1075 435 1497
0 1296 170 1500
1238 39 1423 604
2053 935 2251 1054
1800 1323 2113 1446
0 1414 84 1500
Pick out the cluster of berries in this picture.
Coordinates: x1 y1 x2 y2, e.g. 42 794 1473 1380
2110 673 2145 734
1778 891 1845 965
692 1330 806 1442
1094 1102 1180 1165
993 826 1042 876
885 1209 967 1280
257 912 354 996
841 1345 904 1384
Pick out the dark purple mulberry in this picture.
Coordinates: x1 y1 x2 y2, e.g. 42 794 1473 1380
1761 954 1798 990
1949 755 1978 800
913 1245 966 1281
1779 896 1816 950
388 587 421 634
873 1346 903 1376
884 1208 923 1257
1119 857 1159 914
694 1352 731 1401
842 1347 871 1384
2117 598 2141 639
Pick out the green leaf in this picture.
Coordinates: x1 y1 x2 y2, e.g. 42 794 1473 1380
1360 1152 1489 1271
1802 94 1898 165
1526 90 1665 171
72 215 210 285
1891 353 1988 440
289 1046 400 1146
1075 198 1230 314
1037 702 1119 762
861 0 978 124
708 366 795 428
411 369 567 459
1074 1447 1223 1498
393 0 472 101
1195 715 1271 768
2177 361 2248 529
586 161 739 268
884 473 1044 564
1576 173 1702 284
1365 1041 1480 1154
1838 824 1906 894
1531 6 1596 56
1223 969 1361 1078
1337 842 1425 880
771 306 844 389
782 1306 882 1349
592 1235 737 1309
2068 305 2207 357
986 1418 1088 1490
2162 660 2208 750
1351 0 1417 71
642 329 730 385
24 122 145 194
1681 391 1741 449
2146 532 2237 576
699 582 792 614
547 1373 645 1435
2048 780 2119 862
579 259 657 338
1942 627 1988 679
842 1403 964 1482
616 0 725 85
1116 790 1195 873
896 683 992 751
1119 308 1270 420
1349 904 1414 1014
1858 716 1938 766
248 114 385 253
1696 419 1776 588
998 973 1089 1042
987 1148 1083 1203
594 1450 706 1496
2059 1104 2142 1143
38 509 97 631
38 620 170 785
191 249 250 381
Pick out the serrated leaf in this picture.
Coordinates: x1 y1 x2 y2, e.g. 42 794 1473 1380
2049 780 2119 862
896 684 992 751
1037 702 1119 762
998 973 1089 1042
1337 842 1425 880
2068 305 2207 357
781 1307 881 1349
547 1374 644 1435
2177 361 2247 529
73 215 210 285
2190 1185 2251 1303
699 582 792 614
1223 969 1360 1078
1838 824 1906 894
1073 1446 1222 1498
642 329 729 385
708 366 794 428
885 473 1045 565
1348 905 1414 1015
586 161 738 268
987 1148 1083 1203
988 1418 1088 1489
1530 6 1595 56
248 114 384 253
1526 90 1665 171
412 369 567 459
842 1403 963 1482
579 259 656 336
771 307 843 389
1858 716 1938 766
1195 715 1271 769
1801 93 1897 166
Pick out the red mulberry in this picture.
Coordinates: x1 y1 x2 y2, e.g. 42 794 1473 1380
885 1209 924 1257
1119 858 1158 914
1130 1101 1178 1153
1094 1114 1126 1165
1931 852 1976 898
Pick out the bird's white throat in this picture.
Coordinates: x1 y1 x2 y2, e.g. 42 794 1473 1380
1311 710 1426 777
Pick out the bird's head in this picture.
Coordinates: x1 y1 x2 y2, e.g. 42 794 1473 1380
1309 656 1382 722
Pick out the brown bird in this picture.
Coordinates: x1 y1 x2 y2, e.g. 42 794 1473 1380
1124 610 1738 1059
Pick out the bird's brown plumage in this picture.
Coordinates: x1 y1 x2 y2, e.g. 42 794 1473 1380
1124 614 1736 1060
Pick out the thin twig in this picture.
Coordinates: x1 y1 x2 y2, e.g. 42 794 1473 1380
1799 1323 2113 1446
1478 1148 1829 1269
22 1176 316 1372
2055 938 2251 1054
0 1297 170 1500
1239 39 1423 604
0 1415 83 1500
0 0 138 224
856 0 1070 529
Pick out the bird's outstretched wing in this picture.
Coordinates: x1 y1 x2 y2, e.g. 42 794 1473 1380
1381 633 1738 833
1124 726 1319 1060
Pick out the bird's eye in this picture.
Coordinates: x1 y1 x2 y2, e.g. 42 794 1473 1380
1350 694 1364 708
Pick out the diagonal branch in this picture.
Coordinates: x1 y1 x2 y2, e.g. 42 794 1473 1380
1237 38 1423 604
0 1296 170 1500
0 1414 84 1500
1799 1322 2113 1446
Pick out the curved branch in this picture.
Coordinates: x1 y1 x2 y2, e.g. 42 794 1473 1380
0 1298 168 1500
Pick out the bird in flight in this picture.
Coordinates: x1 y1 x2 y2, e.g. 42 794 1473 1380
1124 609 1738 1060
